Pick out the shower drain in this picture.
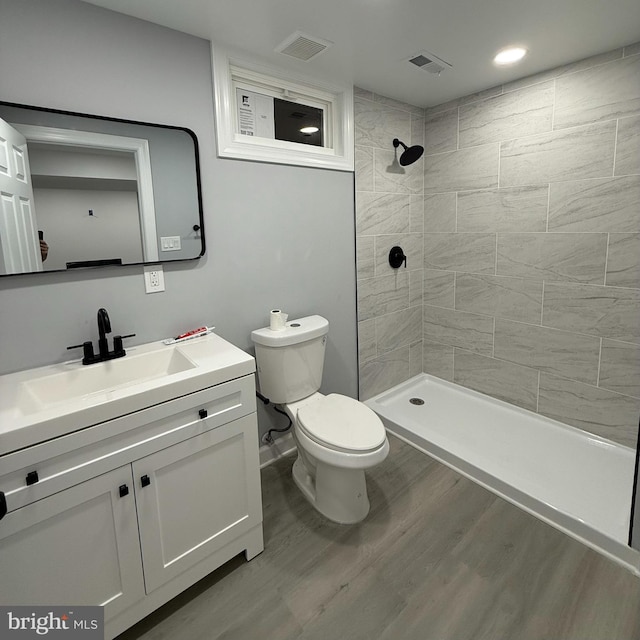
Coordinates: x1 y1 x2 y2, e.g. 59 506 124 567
409 397 425 405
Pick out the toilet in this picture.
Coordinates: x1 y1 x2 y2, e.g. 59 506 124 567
251 315 389 524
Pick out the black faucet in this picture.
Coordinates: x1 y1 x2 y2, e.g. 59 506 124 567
97 308 111 359
68 308 135 365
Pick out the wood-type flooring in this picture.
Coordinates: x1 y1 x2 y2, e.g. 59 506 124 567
118 434 640 640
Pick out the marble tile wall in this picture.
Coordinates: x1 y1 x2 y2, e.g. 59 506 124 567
420 43 640 447
354 87 425 399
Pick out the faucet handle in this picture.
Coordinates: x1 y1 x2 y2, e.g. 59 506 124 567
68 341 96 364
112 333 135 357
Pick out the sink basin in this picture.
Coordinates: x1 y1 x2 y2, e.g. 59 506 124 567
21 347 197 413
0 332 256 456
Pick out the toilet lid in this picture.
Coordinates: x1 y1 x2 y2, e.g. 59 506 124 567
296 394 386 452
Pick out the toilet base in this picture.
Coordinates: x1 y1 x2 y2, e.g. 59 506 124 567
292 454 371 524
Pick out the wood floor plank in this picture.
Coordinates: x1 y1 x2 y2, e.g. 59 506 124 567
373 471 497 601
296 564 406 640
118 434 640 640
378 556 500 640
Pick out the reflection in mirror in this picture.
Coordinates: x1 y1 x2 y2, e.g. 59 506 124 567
0 102 204 276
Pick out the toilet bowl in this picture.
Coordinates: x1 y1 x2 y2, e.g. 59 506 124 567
285 393 389 524
251 315 389 524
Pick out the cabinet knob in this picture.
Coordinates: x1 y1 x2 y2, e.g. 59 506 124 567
140 475 151 488
119 484 129 498
199 408 208 419
26 470 39 486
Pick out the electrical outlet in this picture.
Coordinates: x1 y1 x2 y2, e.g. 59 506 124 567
144 265 165 293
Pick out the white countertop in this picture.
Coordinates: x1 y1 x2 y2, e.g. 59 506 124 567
0 333 255 456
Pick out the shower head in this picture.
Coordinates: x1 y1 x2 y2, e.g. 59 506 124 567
393 138 424 166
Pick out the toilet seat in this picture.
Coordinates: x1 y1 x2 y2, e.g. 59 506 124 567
296 393 387 453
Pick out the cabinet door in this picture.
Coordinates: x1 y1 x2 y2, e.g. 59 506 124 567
0 466 145 620
134 414 262 593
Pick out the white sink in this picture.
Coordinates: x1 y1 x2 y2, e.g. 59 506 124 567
0 332 256 456
20 347 197 413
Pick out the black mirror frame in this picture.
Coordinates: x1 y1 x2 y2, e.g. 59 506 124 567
0 100 206 277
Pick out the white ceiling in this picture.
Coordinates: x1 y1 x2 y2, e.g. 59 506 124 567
84 0 640 108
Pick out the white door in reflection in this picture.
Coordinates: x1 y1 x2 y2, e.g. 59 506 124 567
0 117 42 274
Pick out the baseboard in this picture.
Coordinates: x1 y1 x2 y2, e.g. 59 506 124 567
259 432 296 468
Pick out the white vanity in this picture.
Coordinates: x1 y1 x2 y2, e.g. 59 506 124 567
0 333 263 639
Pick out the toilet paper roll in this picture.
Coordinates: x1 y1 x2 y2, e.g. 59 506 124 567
270 309 288 331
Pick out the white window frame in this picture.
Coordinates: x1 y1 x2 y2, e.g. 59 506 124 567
212 46 354 171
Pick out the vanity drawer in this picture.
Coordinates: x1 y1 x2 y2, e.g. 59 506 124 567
0 374 256 513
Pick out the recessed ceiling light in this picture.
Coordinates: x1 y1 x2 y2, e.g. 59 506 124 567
300 126 319 134
493 46 528 66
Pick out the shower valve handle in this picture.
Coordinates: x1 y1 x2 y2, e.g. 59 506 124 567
389 246 407 269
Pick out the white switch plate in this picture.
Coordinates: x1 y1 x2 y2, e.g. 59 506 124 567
144 265 165 293
161 236 181 251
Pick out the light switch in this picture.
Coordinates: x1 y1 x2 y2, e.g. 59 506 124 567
161 236 181 251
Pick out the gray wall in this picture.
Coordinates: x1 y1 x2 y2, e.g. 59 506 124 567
353 91 426 399
33 189 142 270
419 45 640 449
0 0 358 441
355 45 640 450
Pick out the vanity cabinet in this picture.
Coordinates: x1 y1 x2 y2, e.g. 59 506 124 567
0 370 263 639
133 413 262 594
0 464 145 621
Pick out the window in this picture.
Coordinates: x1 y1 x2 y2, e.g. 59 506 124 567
212 47 354 171
237 90 324 147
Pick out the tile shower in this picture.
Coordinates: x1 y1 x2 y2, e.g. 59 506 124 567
356 43 640 449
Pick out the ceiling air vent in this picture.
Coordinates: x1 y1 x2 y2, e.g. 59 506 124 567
407 51 452 75
275 31 333 61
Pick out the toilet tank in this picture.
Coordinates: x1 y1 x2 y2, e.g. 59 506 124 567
251 315 329 404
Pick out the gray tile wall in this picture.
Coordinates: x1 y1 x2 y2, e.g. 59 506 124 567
420 44 640 447
355 45 640 448
354 90 425 399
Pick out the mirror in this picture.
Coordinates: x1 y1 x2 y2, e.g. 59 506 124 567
0 101 204 276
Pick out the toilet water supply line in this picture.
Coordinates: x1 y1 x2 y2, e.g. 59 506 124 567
256 391 292 444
